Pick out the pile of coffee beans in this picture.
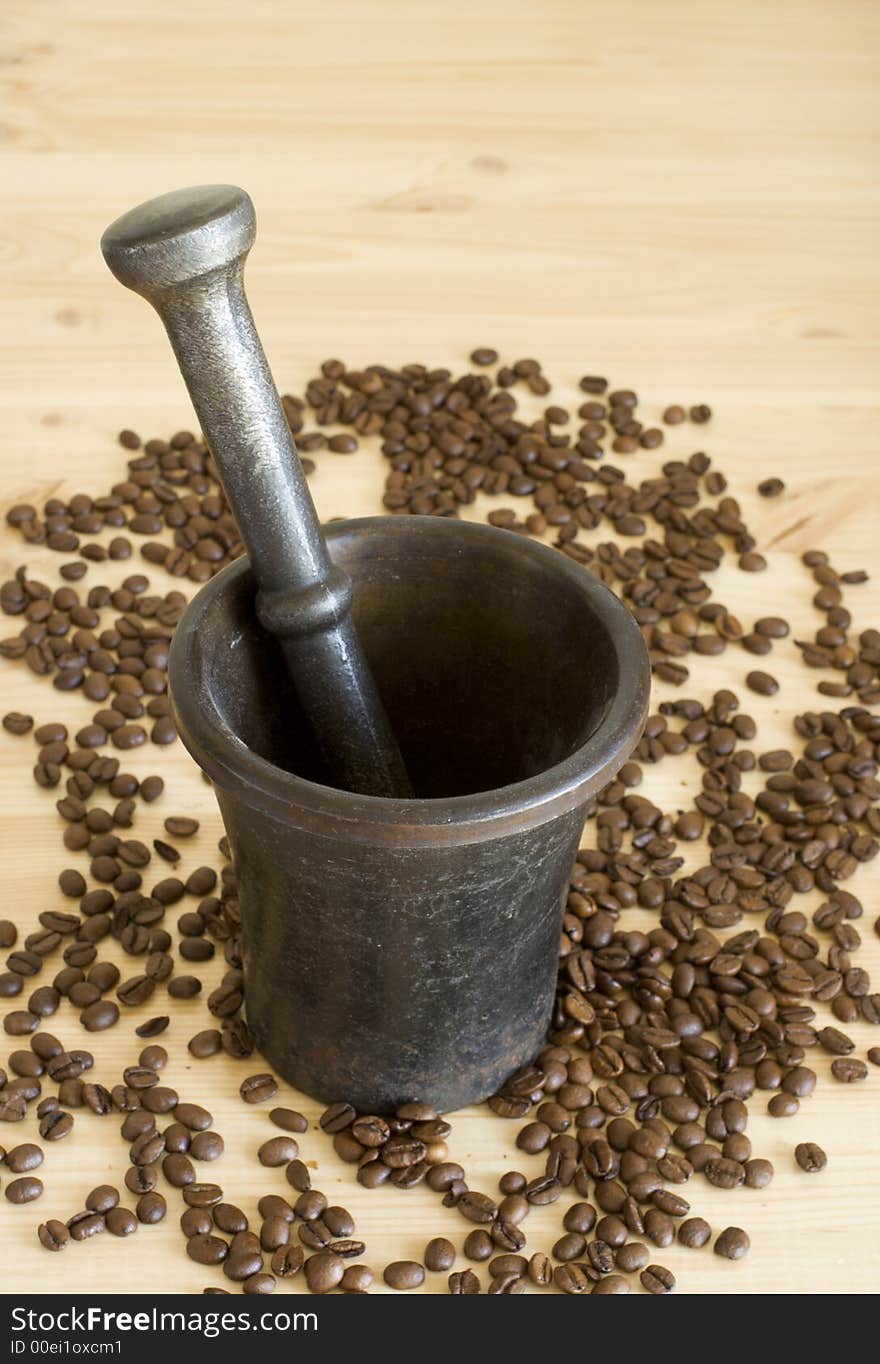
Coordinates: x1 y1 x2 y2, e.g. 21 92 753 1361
1 351 878 1294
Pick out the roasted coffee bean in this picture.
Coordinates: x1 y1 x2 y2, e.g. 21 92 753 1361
795 1142 827 1173
269 1107 308 1134
38 1219 71 1251
135 1192 166 1224
190 1131 223 1162
258 1136 299 1167
383 1260 425 1290
175 1103 212 1130
744 1158 774 1188
213 1204 248 1234
304 1250 345 1294
641 1264 676 1294
643 1209 675 1247
714 1226 750 1260
318 1101 356 1132
831 1057 868 1083
285 1159 312 1193
425 1237 456 1271
187 1234 229 1266
5 1175 43 1203
39 1110 73 1141
615 1241 650 1273
554 1262 591 1294
271 1244 304 1277
105 1207 137 1237
448 1270 480 1294
182 1183 222 1208
188 1030 222 1059
678 1217 712 1249
125 1166 157 1196
463 1230 494 1261
85 1185 119 1214
458 1191 497 1223
224 1248 264 1283
68 1211 105 1242
5 1142 43 1173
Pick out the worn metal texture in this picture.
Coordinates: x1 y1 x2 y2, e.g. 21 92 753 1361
100 184 410 799
170 516 650 1111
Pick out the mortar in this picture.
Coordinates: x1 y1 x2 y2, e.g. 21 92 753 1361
170 515 650 1112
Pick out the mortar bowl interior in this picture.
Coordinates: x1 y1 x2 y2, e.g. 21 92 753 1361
170 516 650 825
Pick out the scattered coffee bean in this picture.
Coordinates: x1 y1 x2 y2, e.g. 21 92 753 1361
269 1107 308 1133
383 1260 425 1290
795 1142 827 1173
714 1226 750 1260
640 1264 676 1293
38 1219 70 1251
6 1176 43 1203
239 1073 277 1104
830 1058 868 1083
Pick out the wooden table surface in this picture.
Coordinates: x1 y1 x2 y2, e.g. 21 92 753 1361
1 0 878 1295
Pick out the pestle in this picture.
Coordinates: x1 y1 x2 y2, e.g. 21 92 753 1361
100 185 412 799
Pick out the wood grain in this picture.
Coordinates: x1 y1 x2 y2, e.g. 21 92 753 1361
0 0 878 1294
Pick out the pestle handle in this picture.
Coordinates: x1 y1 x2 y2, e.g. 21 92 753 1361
101 185 412 799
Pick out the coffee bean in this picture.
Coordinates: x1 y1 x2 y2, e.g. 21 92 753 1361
139 775 164 802
641 1264 676 1294
182 1183 222 1208
39 1110 73 1141
676 1222 709 1249
85 1185 119 1213
136 1192 166 1224
240 1073 278 1104
163 1153 196 1187
190 1131 224 1161
3 712 33 736
795 1142 827 1173
189 1030 222 1059
38 1219 70 1251
5 1143 43 1172
269 1107 308 1133
746 670 779 696
105 1207 137 1237
714 1226 750 1260
224 1247 263 1283
554 1262 591 1294
304 1250 345 1294
5 1175 43 1203
448 1270 480 1294
383 1260 425 1290
319 1101 356 1131
831 1057 868 1083
458 1191 497 1223
271 1244 304 1277
258 1136 299 1167
69 1211 105 1241
174 1104 211 1131
463 1229 493 1261
164 816 199 838
744 1158 774 1188
340 1263 372 1292
425 1237 455 1271
188 1234 229 1265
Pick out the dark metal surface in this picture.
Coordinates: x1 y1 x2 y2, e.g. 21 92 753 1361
100 184 411 800
170 517 651 1111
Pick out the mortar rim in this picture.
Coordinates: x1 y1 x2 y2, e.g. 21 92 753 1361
169 516 651 847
